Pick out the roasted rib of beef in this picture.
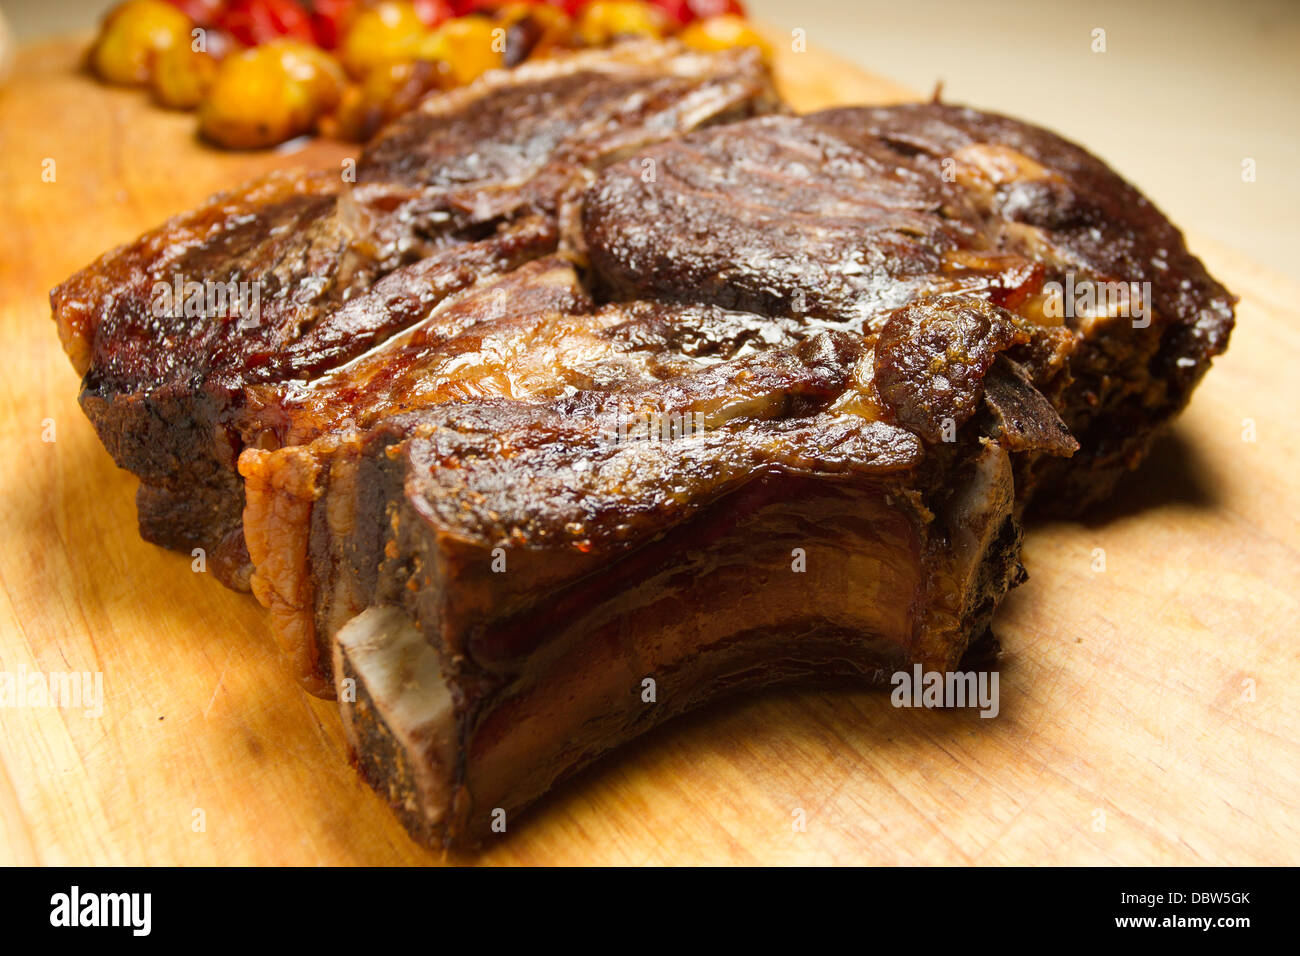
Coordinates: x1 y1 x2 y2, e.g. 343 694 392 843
51 42 1234 848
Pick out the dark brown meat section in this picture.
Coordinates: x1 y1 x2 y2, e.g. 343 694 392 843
50 41 780 588
353 42 781 255
70 210 558 587
584 113 974 326
874 297 1034 442
582 102 1235 509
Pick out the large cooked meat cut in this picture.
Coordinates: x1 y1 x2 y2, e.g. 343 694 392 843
50 41 1234 848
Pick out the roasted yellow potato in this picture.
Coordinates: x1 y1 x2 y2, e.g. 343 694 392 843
151 41 221 109
678 15 772 59
199 40 346 149
416 17 502 87
339 1 428 79
89 0 192 87
574 1 668 46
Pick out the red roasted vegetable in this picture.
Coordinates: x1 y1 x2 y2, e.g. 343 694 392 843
306 0 360 48
543 0 587 16
686 0 745 18
165 0 228 26
651 0 745 24
413 0 456 25
219 0 315 46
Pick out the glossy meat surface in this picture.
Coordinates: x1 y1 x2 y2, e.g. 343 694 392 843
354 42 781 246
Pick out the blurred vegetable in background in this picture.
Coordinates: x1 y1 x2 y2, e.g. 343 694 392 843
86 0 761 149
151 35 223 107
200 37 345 146
678 13 768 57
576 1 669 45
90 0 192 86
218 0 315 46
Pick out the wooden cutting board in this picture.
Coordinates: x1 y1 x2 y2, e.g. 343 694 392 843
1 32 1296 866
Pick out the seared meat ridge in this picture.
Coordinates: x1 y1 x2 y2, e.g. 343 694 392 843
50 41 780 588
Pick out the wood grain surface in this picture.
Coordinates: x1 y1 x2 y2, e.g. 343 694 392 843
0 33 1295 866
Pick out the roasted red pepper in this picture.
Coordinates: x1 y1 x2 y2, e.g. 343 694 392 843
413 0 456 26
306 0 361 48
165 0 229 26
542 0 587 16
219 0 315 46
651 0 746 24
